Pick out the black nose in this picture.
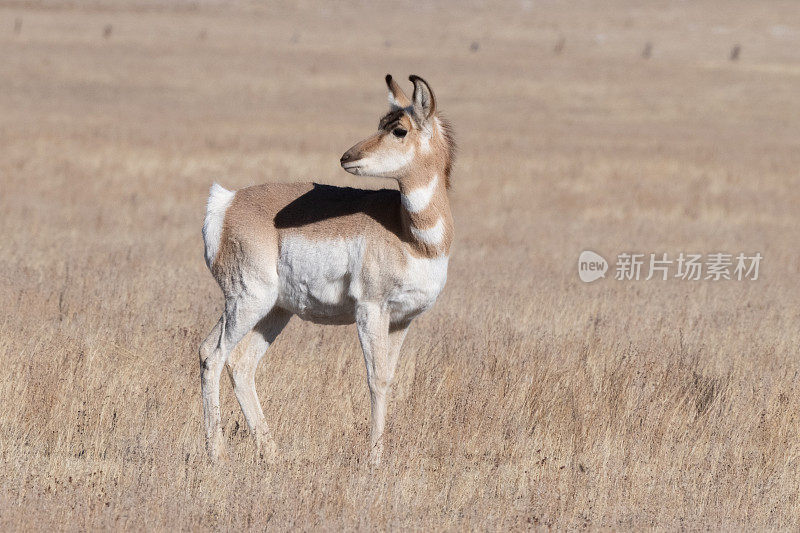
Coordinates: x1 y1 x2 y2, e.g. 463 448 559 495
340 152 353 164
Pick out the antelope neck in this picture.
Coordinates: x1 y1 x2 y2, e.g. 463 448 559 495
396 170 451 256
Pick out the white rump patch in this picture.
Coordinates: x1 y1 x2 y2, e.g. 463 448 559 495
410 217 445 245
401 174 438 213
203 183 236 269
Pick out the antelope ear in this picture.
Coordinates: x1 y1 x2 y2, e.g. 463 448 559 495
385 74 410 110
409 75 436 120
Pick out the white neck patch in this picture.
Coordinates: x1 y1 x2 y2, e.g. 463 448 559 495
410 217 445 245
401 174 439 213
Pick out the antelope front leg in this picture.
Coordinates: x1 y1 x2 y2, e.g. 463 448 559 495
355 303 393 465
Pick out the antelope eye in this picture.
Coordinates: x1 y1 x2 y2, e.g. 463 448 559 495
392 127 407 138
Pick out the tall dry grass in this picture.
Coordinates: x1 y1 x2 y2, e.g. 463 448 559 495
1 0 799 529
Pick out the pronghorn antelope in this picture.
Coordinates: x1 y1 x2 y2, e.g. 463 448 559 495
199 74 455 464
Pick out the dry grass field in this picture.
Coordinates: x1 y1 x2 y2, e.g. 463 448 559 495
1 0 799 529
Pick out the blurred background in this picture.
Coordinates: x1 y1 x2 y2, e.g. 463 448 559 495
1 1 799 529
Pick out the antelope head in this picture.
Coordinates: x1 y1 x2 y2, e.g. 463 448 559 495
341 74 451 182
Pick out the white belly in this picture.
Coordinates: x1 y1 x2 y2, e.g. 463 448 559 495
276 235 448 325
276 235 364 324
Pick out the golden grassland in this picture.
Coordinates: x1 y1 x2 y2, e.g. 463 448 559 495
1 1 799 529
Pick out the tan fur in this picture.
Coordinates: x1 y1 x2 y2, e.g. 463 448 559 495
200 74 455 464
214 80 454 278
